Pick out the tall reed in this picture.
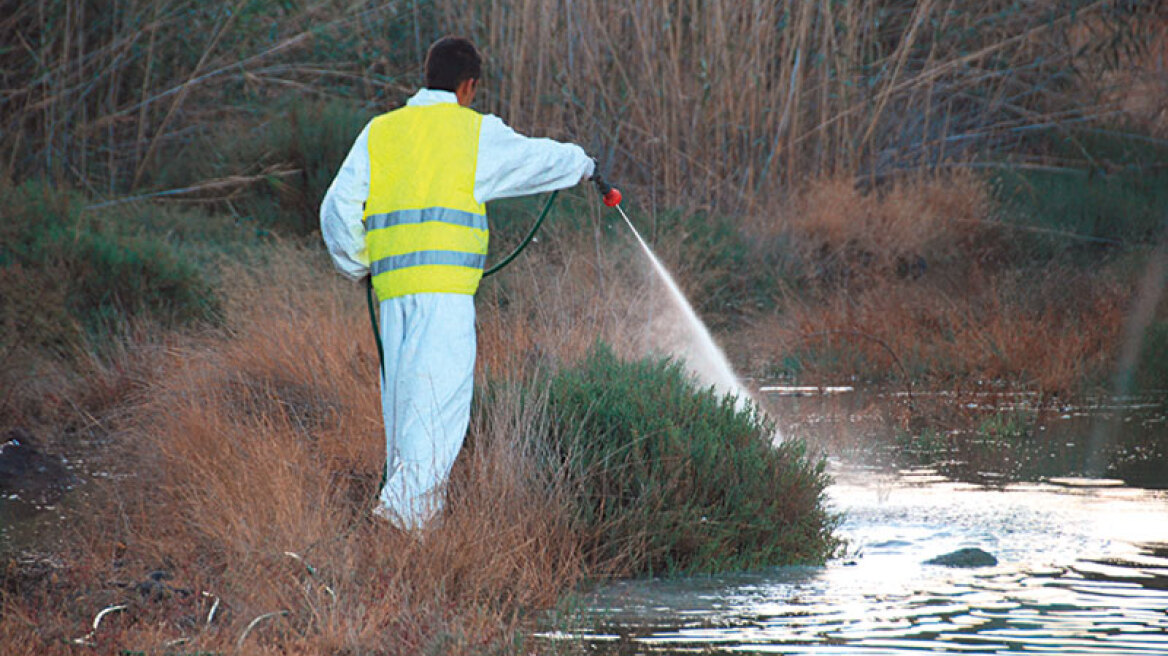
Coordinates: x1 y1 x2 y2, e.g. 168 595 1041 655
439 0 1166 210
5 1 1162 211
0 0 424 194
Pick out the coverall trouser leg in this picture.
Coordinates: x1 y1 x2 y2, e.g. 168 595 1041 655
375 293 476 529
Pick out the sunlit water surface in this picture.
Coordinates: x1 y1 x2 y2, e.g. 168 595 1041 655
541 392 1168 655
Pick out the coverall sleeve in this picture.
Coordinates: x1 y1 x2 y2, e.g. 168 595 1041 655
320 122 372 280
474 114 595 204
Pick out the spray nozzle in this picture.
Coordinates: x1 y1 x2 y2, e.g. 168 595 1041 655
592 171 622 207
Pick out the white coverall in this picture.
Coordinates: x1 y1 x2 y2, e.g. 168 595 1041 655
320 88 594 529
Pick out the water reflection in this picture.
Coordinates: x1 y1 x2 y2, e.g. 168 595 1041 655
773 388 1168 489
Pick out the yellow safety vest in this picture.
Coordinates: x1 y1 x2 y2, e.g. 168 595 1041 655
364 102 487 300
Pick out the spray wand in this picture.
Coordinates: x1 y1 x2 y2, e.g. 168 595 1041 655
592 170 623 209
592 169 641 235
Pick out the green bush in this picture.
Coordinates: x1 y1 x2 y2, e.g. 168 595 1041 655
0 181 221 356
152 99 373 236
991 130 1168 262
647 209 793 325
545 342 840 575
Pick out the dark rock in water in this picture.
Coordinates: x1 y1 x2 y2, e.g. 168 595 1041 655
0 428 75 505
925 547 998 568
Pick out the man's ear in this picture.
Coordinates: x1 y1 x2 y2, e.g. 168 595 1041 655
456 78 478 107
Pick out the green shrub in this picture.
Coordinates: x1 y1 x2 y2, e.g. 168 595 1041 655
545 342 840 575
0 181 221 355
152 99 373 236
991 130 1168 261
649 209 793 324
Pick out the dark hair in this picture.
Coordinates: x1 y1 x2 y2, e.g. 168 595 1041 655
424 36 481 92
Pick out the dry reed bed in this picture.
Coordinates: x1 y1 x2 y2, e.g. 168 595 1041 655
0 0 420 192
7 1 1163 210
441 0 1165 209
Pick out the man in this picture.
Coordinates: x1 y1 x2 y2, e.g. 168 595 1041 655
320 36 594 530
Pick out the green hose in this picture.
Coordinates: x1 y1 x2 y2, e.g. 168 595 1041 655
482 190 559 277
366 276 388 495
366 277 386 382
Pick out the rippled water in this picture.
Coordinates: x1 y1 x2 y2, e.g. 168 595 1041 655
541 391 1168 655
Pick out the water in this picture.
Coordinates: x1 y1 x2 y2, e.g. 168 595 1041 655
0 430 93 553
616 204 752 405
540 390 1168 655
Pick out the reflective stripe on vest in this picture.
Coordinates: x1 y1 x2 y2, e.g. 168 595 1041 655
371 250 487 275
363 103 487 300
366 207 488 232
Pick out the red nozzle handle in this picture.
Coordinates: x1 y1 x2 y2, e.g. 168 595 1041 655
593 171 622 207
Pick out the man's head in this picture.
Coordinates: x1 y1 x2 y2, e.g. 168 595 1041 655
425 36 481 107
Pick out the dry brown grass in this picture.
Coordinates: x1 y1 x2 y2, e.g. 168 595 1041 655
0 199 768 653
738 268 1130 395
711 169 1133 394
3 218 792 653
0 245 598 655
779 171 992 272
